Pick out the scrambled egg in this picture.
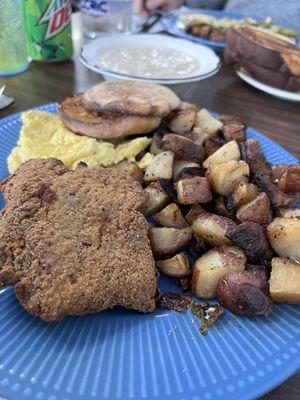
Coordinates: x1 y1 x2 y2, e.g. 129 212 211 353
7 111 151 173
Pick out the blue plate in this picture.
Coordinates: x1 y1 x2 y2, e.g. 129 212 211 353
0 104 299 400
162 9 256 50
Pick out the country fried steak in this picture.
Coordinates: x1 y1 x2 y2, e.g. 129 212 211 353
0 158 157 322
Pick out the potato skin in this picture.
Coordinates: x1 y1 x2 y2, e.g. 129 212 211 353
226 221 273 262
206 160 249 196
161 134 205 163
236 192 272 226
175 177 212 205
192 246 246 299
216 271 272 316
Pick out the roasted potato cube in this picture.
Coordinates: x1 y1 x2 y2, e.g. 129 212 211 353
255 172 297 209
192 212 236 246
191 246 246 299
185 204 205 224
167 108 197 134
161 134 205 163
187 128 209 145
156 252 191 277
137 153 154 171
241 139 270 175
216 271 272 316
206 160 249 196
267 218 300 262
153 203 188 228
140 182 169 216
269 258 300 304
175 176 212 205
194 109 223 136
144 151 174 182
149 227 193 258
236 192 273 225
272 164 300 193
226 221 273 262
203 140 241 168
114 161 144 184
276 208 300 218
226 182 260 214
218 115 246 143
172 159 200 180
173 167 205 183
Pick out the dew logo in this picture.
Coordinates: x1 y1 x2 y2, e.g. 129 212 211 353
38 0 72 40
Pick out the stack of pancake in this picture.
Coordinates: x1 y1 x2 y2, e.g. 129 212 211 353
225 26 300 92
59 80 181 139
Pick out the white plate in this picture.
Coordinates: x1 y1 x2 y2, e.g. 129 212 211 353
79 33 221 85
237 70 300 102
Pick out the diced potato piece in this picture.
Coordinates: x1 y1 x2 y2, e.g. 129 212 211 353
276 208 300 218
137 152 154 171
172 158 200 180
153 203 188 228
156 253 191 277
206 160 249 196
185 204 205 224
188 128 209 145
175 176 212 205
192 246 246 299
236 192 272 225
167 108 197 134
227 182 260 212
149 227 193 258
144 151 174 182
114 160 144 184
267 218 300 262
161 134 205 163
203 141 241 168
269 258 300 304
192 212 236 246
140 182 169 216
194 109 223 136
272 164 300 193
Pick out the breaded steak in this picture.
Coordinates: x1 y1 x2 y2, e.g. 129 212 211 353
0 158 157 322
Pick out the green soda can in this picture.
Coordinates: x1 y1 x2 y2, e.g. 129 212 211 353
24 0 73 61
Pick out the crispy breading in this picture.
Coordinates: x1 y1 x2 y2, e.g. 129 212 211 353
0 158 157 322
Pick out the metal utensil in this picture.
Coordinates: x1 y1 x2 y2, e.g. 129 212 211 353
0 85 5 96
138 12 163 33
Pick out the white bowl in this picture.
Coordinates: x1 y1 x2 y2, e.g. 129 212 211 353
79 33 221 95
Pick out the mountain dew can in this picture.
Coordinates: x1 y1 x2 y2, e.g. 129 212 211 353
24 0 73 61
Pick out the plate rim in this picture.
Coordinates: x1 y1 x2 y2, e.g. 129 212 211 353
236 70 300 101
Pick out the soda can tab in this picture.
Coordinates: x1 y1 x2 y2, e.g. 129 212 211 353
24 0 73 61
